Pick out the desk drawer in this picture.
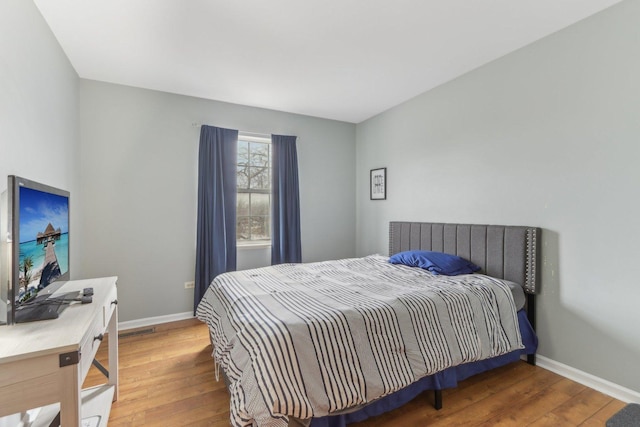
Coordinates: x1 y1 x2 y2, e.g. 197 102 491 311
102 285 117 329
79 315 107 381
79 283 117 380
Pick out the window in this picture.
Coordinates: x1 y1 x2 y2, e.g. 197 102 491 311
237 134 271 245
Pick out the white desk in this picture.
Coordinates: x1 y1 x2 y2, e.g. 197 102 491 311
0 277 118 426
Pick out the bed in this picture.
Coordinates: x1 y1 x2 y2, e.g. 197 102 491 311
196 221 540 427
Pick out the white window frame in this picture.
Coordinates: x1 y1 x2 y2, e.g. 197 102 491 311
236 132 272 248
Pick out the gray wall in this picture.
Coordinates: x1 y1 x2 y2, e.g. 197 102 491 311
78 80 355 322
0 2 79 424
0 0 79 192
356 0 640 393
0 0 80 318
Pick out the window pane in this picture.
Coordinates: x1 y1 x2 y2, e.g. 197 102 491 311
250 142 269 168
237 137 272 242
238 140 249 165
251 193 269 216
237 165 249 189
250 166 270 190
237 193 250 216
250 216 269 240
237 217 250 241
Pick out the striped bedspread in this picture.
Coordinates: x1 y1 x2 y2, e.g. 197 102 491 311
196 255 523 427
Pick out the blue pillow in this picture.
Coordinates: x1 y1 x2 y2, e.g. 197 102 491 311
389 250 480 276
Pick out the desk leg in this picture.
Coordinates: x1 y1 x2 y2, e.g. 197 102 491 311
108 304 119 401
59 364 81 426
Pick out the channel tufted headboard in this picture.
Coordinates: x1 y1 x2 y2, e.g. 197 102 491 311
389 222 540 294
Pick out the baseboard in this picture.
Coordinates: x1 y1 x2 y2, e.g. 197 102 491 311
537 355 640 404
119 311 195 331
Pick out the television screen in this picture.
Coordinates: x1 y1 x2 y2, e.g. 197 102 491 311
16 186 70 304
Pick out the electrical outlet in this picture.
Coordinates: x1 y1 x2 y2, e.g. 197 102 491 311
184 281 195 289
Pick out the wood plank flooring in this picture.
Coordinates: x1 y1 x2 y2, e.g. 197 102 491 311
83 319 625 426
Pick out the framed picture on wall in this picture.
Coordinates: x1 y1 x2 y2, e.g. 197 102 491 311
370 167 386 200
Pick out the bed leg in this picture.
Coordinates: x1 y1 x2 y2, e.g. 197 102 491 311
526 293 536 366
434 389 442 410
527 353 536 366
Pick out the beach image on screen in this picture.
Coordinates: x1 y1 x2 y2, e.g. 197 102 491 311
17 186 69 303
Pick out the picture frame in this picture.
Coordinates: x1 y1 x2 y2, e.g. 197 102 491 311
370 167 386 200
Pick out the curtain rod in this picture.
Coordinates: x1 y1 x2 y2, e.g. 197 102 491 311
191 122 271 139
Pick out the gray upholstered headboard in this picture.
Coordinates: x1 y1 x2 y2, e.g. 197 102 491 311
389 222 540 294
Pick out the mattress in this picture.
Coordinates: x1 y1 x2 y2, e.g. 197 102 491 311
196 255 524 427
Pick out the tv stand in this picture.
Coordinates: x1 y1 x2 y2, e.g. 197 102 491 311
0 277 118 426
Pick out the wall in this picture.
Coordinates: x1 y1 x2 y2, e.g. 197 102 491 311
0 0 79 196
78 80 356 322
0 1 79 318
356 0 640 393
0 1 79 425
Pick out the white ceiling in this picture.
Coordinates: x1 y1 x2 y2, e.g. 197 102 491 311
34 0 622 123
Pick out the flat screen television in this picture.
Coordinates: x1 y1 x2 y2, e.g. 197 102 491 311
3 176 71 324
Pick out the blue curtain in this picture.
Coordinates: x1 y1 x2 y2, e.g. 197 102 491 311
271 134 302 264
194 125 238 312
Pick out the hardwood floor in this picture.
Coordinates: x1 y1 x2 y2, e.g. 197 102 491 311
83 320 625 426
